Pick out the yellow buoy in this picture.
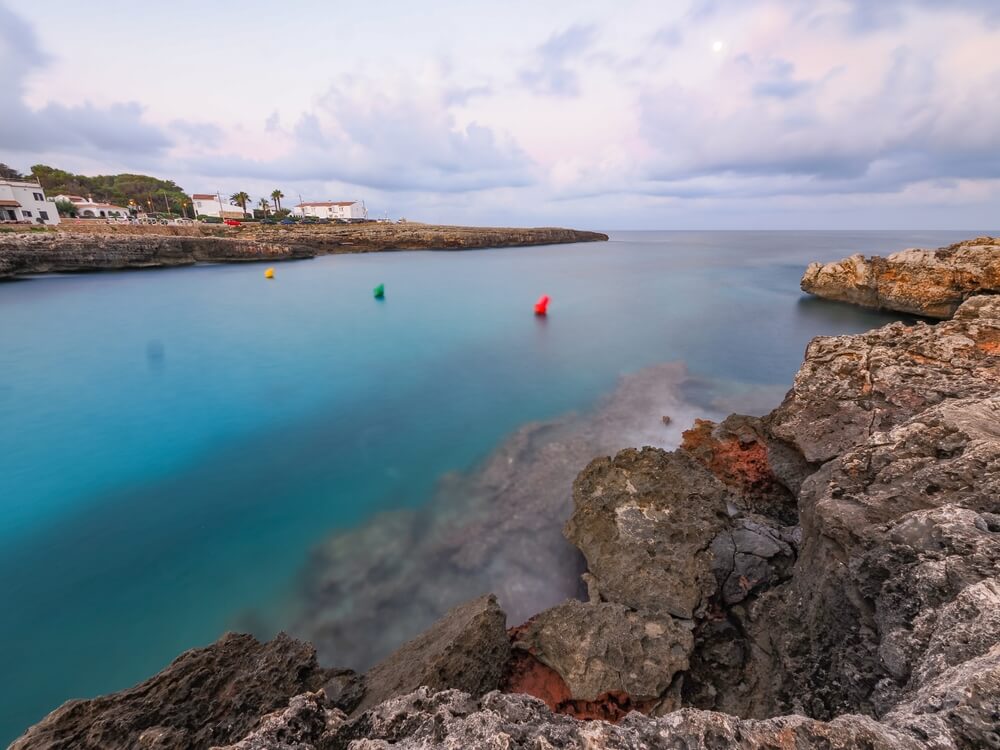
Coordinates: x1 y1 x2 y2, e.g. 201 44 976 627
264 267 275 279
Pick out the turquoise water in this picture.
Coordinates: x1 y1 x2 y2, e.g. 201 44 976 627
0 230 980 742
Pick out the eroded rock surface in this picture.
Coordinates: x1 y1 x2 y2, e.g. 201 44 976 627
9 633 345 750
0 224 608 279
801 235 1000 318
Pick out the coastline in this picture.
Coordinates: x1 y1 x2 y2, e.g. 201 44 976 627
0 224 608 280
9 234 1000 749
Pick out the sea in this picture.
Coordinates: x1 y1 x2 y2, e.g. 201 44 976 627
0 229 981 743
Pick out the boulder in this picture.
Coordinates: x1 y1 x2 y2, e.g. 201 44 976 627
353 594 510 715
565 447 731 619
509 600 693 705
800 236 1000 318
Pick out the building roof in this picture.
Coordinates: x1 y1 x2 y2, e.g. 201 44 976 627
297 201 358 207
0 199 21 207
191 194 218 200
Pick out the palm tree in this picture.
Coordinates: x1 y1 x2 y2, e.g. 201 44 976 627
271 189 284 213
258 198 270 216
230 191 251 217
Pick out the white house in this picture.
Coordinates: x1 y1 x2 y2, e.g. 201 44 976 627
54 194 131 219
192 193 246 219
292 201 367 221
0 179 60 225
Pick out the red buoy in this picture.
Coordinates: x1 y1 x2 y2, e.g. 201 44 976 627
534 294 550 315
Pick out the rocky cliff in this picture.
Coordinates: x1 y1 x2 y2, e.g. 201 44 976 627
0 225 608 279
10 296 1000 748
801 235 1000 318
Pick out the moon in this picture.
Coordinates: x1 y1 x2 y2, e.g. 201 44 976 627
712 40 725 53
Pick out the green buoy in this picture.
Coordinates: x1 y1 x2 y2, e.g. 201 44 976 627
373 283 385 299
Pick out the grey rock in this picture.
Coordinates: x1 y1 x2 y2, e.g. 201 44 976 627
510 600 693 703
353 594 510 716
333 687 919 749
775 397 1000 719
210 693 345 750
769 294 1000 463
565 447 731 619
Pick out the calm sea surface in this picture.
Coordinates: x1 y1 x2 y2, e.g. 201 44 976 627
0 230 982 742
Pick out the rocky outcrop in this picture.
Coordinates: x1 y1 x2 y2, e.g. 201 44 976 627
214 687 917 749
0 224 608 279
352 594 511 715
507 600 692 713
800 235 1000 318
0 232 316 278
8 633 351 750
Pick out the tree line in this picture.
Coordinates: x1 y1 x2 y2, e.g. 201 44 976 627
2 162 290 220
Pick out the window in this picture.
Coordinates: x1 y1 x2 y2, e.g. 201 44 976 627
39 211 49 221
22 210 32 217
33 192 43 201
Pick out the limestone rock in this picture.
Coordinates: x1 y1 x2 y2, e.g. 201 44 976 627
210 693 345 750
776 397 1000 719
333 687 919 749
509 600 693 703
0 224 607 279
800 236 1000 318
8 633 341 750
353 594 511 715
769 294 1000 463
565 447 731 619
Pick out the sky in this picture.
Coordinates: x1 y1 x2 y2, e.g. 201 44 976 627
1 0 999 229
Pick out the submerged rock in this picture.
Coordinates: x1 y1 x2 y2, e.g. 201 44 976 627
800 235 1000 318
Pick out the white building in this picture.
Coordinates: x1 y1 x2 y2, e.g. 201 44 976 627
192 193 246 220
0 179 60 225
54 194 131 219
292 201 367 221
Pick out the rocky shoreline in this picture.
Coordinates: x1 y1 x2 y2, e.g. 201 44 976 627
0 224 608 280
10 240 1000 749
801 235 1000 318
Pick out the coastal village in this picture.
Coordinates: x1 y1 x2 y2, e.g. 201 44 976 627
0 165 372 228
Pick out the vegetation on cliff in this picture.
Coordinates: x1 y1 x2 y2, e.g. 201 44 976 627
28 164 190 215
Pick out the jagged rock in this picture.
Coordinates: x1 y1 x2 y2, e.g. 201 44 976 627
884 644 1000 749
709 518 796 605
565 447 731 619
353 594 511 715
8 633 342 750
210 693 345 750
800 236 1000 318
680 414 802 524
331 687 919 749
769 294 1000 463
776 397 1000 719
509 600 693 706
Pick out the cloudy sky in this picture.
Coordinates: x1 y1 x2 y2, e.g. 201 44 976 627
1 0 999 229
